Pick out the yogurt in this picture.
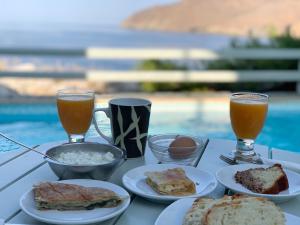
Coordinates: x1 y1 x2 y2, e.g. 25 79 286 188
55 151 115 165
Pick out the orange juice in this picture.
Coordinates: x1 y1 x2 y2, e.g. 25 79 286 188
230 99 268 139
57 95 94 134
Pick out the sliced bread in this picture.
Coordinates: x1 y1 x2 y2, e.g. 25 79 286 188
183 195 252 225
234 164 289 194
203 196 285 225
183 197 216 225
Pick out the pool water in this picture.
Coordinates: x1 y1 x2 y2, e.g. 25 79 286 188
0 102 299 153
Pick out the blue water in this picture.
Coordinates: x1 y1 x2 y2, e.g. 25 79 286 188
0 26 241 70
0 101 299 153
0 26 233 49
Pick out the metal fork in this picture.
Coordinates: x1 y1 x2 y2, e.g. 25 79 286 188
220 154 264 165
220 154 300 174
219 154 238 165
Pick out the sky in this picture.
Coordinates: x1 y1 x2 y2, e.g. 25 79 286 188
0 0 177 28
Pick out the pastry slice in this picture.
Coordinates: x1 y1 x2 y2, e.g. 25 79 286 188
234 164 289 194
33 182 123 210
145 168 196 196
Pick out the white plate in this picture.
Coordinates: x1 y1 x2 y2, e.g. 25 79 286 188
19 179 130 225
216 164 300 203
155 198 300 225
122 164 217 202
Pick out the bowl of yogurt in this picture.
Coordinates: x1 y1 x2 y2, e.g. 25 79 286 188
45 142 124 180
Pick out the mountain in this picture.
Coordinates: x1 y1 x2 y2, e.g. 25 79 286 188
122 0 300 36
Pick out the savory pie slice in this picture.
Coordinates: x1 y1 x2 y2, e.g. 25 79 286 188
145 168 196 196
33 182 123 210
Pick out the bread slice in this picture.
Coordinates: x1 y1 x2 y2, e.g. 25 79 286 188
203 196 285 225
183 195 285 225
183 195 259 225
234 164 289 194
183 197 216 225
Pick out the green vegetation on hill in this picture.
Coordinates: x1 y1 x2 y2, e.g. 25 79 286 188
136 59 201 92
137 30 300 92
208 31 299 70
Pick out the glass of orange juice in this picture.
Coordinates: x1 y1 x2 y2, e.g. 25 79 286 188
57 88 95 143
230 92 268 160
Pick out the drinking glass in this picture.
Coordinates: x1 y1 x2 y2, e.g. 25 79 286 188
230 92 268 160
57 88 95 143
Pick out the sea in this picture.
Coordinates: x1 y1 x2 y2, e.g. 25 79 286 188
0 25 241 70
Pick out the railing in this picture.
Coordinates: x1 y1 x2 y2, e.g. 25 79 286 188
0 47 300 92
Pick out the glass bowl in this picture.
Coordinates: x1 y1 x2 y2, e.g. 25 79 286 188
148 134 204 165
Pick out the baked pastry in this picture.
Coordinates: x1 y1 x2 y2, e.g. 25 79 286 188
34 182 123 210
145 168 196 196
183 195 285 225
235 164 289 194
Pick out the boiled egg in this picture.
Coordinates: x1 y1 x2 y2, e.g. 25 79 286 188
168 136 197 159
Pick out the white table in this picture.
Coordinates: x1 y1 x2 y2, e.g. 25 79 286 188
1 137 300 225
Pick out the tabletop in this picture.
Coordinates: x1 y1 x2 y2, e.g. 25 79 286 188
1 137 300 225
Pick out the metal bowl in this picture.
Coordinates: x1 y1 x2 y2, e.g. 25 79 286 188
45 142 124 180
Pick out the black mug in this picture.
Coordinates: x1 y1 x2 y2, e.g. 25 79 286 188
93 98 151 158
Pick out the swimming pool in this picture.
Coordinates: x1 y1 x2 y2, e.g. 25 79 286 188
0 100 299 153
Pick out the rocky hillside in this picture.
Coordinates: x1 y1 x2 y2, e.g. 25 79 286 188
123 0 300 36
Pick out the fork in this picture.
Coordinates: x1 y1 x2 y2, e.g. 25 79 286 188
219 154 237 165
219 154 300 173
219 154 264 165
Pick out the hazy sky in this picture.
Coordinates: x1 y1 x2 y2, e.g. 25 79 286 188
0 0 177 27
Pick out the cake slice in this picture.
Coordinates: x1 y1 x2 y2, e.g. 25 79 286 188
145 168 196 196
234 164 289 194
203 196 285 225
